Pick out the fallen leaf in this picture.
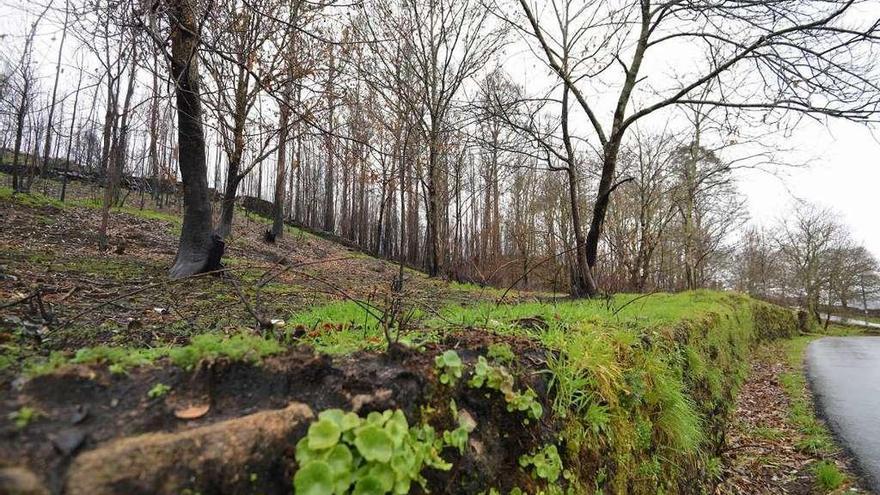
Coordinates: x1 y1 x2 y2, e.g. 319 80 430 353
174 403 210 420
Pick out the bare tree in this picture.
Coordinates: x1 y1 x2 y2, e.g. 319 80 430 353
362 0 508 276
512 0 880 295
775 203 843 320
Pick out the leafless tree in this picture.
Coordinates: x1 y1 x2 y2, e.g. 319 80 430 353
511 0 880 295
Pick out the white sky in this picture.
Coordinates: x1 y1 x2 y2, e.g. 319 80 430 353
1 0 878 260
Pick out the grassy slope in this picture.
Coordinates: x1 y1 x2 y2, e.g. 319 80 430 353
2 177 806 493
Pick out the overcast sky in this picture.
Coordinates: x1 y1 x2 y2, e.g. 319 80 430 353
1 0 878 260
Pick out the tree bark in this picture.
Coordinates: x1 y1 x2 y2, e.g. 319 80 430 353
168 0 224 279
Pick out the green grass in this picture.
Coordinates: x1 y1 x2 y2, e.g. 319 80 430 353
0 186 64 209
6 247 154 280
285 300 435 355
419 291 793 492
6 289 798 493
778 331 854 457
813 460 846 492
24 332 284 376
769 325 865 493
0 186 180 229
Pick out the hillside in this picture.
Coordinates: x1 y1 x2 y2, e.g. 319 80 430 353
0 179 870 494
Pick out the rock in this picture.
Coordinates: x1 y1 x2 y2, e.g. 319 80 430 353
64 402 314 495
69 405 89 425
0 467 49 495
51 428 86 456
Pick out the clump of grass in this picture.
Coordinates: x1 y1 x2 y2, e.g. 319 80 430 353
779 337 837 455
286 301 433 355
813 461 845 492
486 342 515 364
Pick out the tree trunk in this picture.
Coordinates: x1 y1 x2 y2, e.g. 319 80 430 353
41 0 69 180
272 85 291 238
168 0 224 280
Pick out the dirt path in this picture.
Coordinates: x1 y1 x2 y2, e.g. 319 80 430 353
717 337 870 494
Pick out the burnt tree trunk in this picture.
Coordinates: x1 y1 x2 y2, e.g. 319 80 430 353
168 0 224 279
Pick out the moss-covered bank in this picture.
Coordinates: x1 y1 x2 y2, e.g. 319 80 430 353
1 292 797 494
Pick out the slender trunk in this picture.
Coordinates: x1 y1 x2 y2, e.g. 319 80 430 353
10 87 28 192
41 0 69 180
60 68 84 202
272 77 292 238
322 48 336 232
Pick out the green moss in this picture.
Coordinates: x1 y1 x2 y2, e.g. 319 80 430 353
24 332 284 376
418 292 793 493
8 406 40 429
286 301 435 355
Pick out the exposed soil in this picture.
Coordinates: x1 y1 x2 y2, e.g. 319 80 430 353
0 330 552 494
716 344 871 494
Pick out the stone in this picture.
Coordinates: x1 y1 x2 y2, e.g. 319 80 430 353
65 402 314 495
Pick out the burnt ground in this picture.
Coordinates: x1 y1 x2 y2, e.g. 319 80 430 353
0 175 534 358
0 330 551 494
0 177 555 494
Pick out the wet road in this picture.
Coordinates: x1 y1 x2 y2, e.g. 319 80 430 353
806 337 880 491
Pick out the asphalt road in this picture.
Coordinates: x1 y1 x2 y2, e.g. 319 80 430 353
806 337 880 491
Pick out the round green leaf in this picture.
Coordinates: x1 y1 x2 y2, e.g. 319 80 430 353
438 350 461 367
352 475 386 495
354 425 394 463
293 461 334 495
384 410 408 448
318 409 346 426
393 477 412 495
341 412 361 431
295 437 319 464
368 462 396 492
308 418 342 450
366 411 387 426
390 451 415 478
324 444 353 476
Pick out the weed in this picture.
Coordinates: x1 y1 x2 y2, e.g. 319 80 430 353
468 356 543 422
486 342 515 364
813 461 845 492
434 350 464 385
519 444 564 482
293 408 466 494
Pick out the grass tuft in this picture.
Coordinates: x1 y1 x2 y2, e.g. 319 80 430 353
813 460 845 492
